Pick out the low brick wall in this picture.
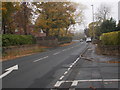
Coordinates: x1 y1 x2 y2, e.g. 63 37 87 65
2 44 43 58
36 39 58 47
36 37 58 47
96 45 120 56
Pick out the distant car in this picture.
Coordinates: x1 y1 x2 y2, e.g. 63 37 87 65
80 39 83 42
86 37 91 42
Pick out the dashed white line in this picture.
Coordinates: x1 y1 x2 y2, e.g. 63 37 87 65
71 63 75 66
62 49 65 51
67 67 71 71
54 57 80 87
69 65 73 68
33 56 48 62
53 52 61 55
76 57 80 61
59 76 64 80
69 57 79 68
64 71 68 75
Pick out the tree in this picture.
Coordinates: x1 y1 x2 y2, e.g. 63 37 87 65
14 2 33 35
35 2 84 37
2 2 34 35
2 2 18 34
84 28 90 37
100 18 116 33
115 20 120 31
95 4 111 22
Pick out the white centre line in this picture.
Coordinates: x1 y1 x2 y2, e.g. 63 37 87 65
62 49 65 51
53 52 61 55
33 56 48 62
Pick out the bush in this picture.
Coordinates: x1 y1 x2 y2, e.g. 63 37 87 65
100 31 120 45
58 36 72 43
2 34 35 47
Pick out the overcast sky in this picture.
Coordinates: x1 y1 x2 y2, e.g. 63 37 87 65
70 0 119 32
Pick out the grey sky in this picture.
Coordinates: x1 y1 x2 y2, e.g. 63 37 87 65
70 0 119 32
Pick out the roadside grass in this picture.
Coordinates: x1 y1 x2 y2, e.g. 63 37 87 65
1 41 77 61
2 46 47 61
100 61 120 63
59 41 76 47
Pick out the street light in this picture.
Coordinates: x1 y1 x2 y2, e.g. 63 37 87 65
91 4 95 39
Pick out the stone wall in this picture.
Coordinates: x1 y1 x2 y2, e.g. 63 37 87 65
96 45 120 56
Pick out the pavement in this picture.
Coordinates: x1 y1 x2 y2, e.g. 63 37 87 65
1 41 120 89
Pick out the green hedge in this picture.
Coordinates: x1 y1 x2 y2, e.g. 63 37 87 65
2 34 35 46
100 31 120 45
58 36 72 43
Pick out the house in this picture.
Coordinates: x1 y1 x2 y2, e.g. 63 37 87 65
14 25 46 37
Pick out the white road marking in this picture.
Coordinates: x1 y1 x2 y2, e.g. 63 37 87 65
76 57 80 61
62 46 74 52
62 49 65 51
68 67 71 71
33 56 48 62
73 62 76 65
71 81 78 87
70 57 79 67
61 79 120 83
54 81 64 87
72 63 75 66
69 65 73 68
64 71 68 75
54 57 80 87
0 65 18 79
54 79 120 87
53 52 61 55
59 76 64 80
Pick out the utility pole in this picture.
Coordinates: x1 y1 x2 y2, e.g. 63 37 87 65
91 4 95 39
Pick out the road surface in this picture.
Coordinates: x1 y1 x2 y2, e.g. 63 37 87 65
1 41 120 89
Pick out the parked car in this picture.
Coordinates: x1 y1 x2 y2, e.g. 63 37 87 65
86 37 91 42
80 39 83 42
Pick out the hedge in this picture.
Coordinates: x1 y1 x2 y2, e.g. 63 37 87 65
100 31 120 45
2 34 35 47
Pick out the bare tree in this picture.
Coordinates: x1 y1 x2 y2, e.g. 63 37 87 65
95 4 111 22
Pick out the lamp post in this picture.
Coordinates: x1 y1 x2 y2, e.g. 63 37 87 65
91 4 95 39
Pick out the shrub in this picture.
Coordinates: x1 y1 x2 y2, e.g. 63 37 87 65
100 31 120 45
2 34 35 47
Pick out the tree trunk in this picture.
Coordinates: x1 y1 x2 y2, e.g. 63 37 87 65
66 27 68 35
2 18 6 34
46 28 49 36
23 2 27 35
57 28 60 38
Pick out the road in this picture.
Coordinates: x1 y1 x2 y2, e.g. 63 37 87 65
1 41 120 89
